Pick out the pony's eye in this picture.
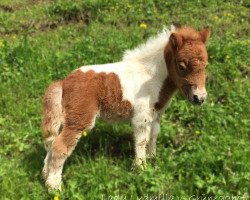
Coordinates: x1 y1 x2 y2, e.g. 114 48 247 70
178 62 186 71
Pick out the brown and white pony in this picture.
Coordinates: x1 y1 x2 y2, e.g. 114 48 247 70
41 26 210 190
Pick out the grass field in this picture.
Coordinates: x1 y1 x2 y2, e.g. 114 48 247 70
0 0 249 199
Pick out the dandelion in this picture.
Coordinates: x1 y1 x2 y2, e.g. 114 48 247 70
224 13 234 18
54 195 59 200
195 130 201 135
139 22 147 29
83 131 87 137
12 35 16 39
0 40 5 48
213 16 219 20
226 55 230 59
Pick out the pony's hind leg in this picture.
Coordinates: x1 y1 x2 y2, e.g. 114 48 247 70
45 112 98 191
42 134 59 181
41 80 63 180
45 127 81 191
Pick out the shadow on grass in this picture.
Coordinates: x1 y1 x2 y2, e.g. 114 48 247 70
22 123 133 184
73 125 134 160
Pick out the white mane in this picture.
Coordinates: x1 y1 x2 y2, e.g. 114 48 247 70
122 26 175 62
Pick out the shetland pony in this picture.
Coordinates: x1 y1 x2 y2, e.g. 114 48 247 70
42 26 210 190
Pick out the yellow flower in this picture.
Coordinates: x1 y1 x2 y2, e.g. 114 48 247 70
226 55 230 59
195 130 201 135
139 22 147 29
12 35 16 39
213 16 219 20
83 131 87 137
0 41 4 48
224 13 234 18
54 195 59 200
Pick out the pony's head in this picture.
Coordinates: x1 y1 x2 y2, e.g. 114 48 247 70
165 27 210 105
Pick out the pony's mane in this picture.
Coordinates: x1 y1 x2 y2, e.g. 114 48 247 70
122 26 176 61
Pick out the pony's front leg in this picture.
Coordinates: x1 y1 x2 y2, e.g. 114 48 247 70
132 118 152 170
147 117 160 158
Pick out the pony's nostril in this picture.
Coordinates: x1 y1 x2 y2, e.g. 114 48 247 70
193 95 199 104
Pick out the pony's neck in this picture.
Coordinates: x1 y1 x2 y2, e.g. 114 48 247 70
122 28 178 110
154 76 176 110
154 42 177 110
138 46 167 78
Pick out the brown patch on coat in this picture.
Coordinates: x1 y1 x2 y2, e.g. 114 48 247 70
163 27 210 100
154 76 176 111
45 70 133 173
62 70 133 131
42 69 133 159
97 71 133 121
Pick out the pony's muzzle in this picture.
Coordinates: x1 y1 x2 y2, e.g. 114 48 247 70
191 87 207 105
193 94 205 105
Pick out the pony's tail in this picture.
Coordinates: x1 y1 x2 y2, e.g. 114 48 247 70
41 81 64 150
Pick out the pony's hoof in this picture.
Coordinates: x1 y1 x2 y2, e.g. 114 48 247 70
45 174 62 192
46 182 62 192
131 160 146 171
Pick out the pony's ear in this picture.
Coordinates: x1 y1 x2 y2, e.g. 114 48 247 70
170 33 183 50
200 28 210 43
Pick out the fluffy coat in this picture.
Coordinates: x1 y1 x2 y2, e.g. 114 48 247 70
41 26 210 191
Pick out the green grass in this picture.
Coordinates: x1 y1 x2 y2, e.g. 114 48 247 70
0 0 250 199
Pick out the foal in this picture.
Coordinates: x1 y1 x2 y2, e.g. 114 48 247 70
42 26 210 190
